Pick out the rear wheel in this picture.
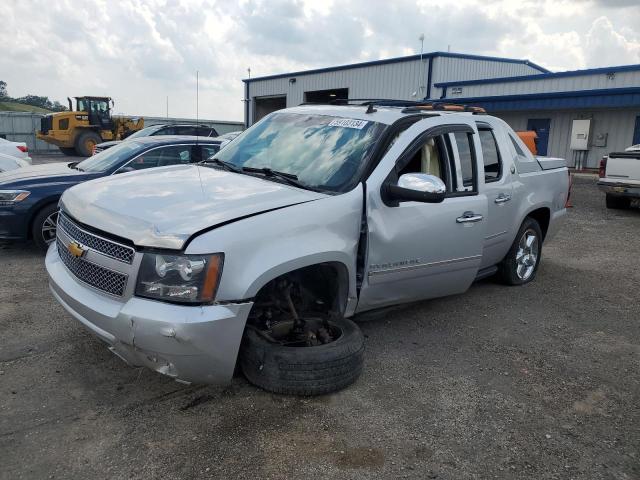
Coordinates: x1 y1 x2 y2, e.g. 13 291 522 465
605 194 631 210
59 147 78 156
499 217 542 285
75 131 102 157
32 204 59 253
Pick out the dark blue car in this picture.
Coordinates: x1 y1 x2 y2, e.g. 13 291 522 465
0 136 222 251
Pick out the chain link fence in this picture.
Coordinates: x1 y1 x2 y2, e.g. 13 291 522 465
0 112 242 153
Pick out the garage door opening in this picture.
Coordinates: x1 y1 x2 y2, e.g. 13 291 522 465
254 95 287 123
304 88 349 104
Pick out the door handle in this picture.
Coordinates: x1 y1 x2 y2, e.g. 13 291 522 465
456 211 484 223
494 193 512 204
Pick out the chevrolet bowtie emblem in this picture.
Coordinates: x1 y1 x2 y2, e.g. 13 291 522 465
68 241 87 258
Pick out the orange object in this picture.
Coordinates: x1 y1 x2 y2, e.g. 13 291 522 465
516 131 538 155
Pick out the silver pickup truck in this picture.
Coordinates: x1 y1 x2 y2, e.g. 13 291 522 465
46 102 569 395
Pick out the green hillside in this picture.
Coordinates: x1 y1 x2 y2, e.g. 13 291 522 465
0 101 52 113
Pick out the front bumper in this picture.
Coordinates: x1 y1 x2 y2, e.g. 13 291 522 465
0 204 28 240
46 245 253 384
597 181 640 198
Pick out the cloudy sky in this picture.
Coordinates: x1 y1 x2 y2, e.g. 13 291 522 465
2 0 639 121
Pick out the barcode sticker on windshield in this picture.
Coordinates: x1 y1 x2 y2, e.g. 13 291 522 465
328 118 369 130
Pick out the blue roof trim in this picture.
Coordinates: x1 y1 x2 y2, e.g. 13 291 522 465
434 63 640 88
443 87 640 111
243 51 549 83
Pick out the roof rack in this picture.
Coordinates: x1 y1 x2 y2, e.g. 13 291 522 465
301 98 486 114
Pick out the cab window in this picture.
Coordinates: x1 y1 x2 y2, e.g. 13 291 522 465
478 129 502 182
452 131 475 191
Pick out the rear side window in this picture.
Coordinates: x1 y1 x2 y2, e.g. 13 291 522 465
478 129 501 182
453 132 475 190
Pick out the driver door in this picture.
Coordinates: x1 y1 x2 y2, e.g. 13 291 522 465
357 117 488 312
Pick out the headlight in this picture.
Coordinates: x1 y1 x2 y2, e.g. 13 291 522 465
0 190 30 205
135 252 223 304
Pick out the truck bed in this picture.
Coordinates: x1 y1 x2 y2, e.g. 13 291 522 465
536 157 566 170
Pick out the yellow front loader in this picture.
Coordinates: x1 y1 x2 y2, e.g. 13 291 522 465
36 96 144 156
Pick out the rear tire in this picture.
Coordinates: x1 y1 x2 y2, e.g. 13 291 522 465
499 217 542 286
239 318 364 396
32 204 59 253
75 131 102 157
605 194 631 210
59 147 78 156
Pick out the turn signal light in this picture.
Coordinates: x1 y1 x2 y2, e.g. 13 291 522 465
17 145 28 153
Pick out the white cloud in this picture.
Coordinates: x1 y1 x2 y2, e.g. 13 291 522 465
1 0 639 121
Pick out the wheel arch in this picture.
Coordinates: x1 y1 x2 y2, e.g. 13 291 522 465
525 206 551 240
27 197 60 239
245 257 352 317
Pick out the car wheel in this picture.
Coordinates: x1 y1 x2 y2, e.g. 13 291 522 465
499 217 542 286
605 194 631 210
239 318 364 396
75 131 102 157
59 147 78 156
32 204 59 253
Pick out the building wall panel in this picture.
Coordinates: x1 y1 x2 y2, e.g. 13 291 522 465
446 71 640 98
246 56 544 124
497 108 639 168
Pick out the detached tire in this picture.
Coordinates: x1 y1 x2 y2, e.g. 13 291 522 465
75 130 102 157
239 318 364 396
606 194 630 210
499 217 542 286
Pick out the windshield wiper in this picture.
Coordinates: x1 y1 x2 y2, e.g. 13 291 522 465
241 167 313 190
200 158 242 173
68 162 84 172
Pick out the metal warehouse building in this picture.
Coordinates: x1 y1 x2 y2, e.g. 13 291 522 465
243 51 640 169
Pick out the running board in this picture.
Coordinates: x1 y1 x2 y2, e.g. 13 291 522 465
474 265 498 282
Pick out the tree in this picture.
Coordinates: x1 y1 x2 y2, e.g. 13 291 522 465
0 80 7 99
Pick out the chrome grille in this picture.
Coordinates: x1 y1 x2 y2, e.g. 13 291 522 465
58 213 134 264
57 238 127 296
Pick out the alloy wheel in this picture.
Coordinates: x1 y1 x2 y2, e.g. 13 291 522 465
41 210 59 245
515 228 538 280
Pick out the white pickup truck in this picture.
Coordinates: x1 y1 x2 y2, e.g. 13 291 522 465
46 101 569 395
598 145 640 209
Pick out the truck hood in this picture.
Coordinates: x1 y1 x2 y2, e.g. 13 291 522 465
61 164 327 249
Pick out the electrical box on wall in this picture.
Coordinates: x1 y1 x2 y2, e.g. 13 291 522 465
592 132 608 147
570 119 591 150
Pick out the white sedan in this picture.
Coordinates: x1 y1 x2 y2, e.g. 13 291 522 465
0 152 30 172
0 138 32 163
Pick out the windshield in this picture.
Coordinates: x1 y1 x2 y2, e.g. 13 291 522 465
127 125 163 140
213 112 385 192
77 98 109 113
76 141 143 173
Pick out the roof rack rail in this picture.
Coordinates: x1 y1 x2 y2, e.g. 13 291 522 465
301 98 487 114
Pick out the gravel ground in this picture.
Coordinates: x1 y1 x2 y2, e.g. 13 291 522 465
1 177 639 480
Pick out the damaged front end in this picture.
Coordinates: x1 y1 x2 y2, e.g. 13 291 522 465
46 242 253 384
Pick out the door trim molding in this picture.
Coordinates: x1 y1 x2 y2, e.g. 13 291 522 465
368 254 482 278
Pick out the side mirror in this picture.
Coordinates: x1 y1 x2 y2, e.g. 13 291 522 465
386 173 446 204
